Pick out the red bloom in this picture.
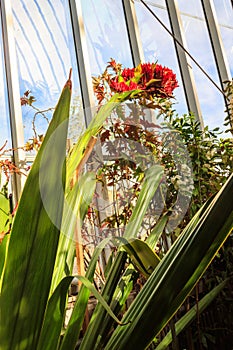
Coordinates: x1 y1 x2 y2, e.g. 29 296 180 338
109 62 178 97
121 67 135 80
138 63 178 96
155 64 178 95
110 67 137 92
139 63 155 85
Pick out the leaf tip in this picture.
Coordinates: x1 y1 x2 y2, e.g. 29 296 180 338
65 68 72 91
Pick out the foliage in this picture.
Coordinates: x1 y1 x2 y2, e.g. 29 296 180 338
0 60 232 350
155 280 228 350
166 113 233 215
0 142 24 184
224 78 233 134
89 61 233 349
0 74 72 349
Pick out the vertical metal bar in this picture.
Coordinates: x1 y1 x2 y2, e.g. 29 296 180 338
201 0 231 97
68 2 95 275
68 0 95 126
122 0 145 65
68 0 112 269
165 0 204 128
1 0 26 201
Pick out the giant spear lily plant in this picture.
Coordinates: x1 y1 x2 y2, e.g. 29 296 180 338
0 65 232 350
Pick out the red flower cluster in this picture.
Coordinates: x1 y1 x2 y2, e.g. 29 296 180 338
109 62 178 97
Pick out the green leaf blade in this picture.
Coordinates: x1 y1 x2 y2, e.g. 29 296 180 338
37 276 73 350
50 172 96 294
124 165 164 240
60 238 113 350
0 79 71 350
0 192 10 282
155 280 227 350
105 174 233 350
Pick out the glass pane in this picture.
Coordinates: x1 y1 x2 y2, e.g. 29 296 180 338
213 0 233 75
12 0 83 142
134 0 188 115
81 0 133 76
0 18 11 149
177 0 226 131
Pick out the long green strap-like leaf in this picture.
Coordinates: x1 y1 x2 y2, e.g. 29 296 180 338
50 172 96 294
0 192 10 233
42 271 128 350
37 276 73 350
0 78 71 350
77 275 129 326
124 165 164 240
0 192 10 283
79 165 164 350
60 238 113 350
92 215 168 349
0 235 9 288
155 279 227 350
85 215 167 349
89 215 168 349
78 250 128 350
60 91 139 350
96 262 138 349
122 238 160 278
146 214 168 250
51 93 132 295
105 174 233 350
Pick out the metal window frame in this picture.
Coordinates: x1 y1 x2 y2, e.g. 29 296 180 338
165 0 203 128
122 0 145 65
68 0 96 126
1 0 26 201
1 0 232 200
122 0 204 127
68 0 114 270
201 0 231 103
